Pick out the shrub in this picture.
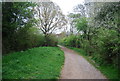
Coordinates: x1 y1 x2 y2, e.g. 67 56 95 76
14 27 45 51
92 28 119 66
45 34 58 47
60 35 81 48
3 27 45 54
80 39 92 55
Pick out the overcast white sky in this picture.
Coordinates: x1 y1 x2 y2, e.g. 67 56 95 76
51 0 85 34
51 0 85 15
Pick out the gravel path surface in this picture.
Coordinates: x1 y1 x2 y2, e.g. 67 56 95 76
59 45 107 79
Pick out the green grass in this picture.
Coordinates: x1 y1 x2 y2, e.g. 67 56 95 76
68 47 118 80
2 47 64 79
99 66 118 80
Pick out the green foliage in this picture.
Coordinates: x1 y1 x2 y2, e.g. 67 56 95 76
2 26 45 54
61 2 119 79
14 27 45 51
99 65 118 79
60 35 81 48
94 2 119 31
74 2 119 68
68 47 87 56
78 28 119 67
75 17 88 33
3 47 64 79
27 27 45 47
2 2 60 54
45 34 58 47
2 2 36 37
59 2 119 80
91 28 119 66
74 17 88 39
80 39 92 55
2 2 36 54
88 2 119 67
67 13 81 18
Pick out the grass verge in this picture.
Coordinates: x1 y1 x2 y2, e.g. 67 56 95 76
2 47 64 79
68 47 118 80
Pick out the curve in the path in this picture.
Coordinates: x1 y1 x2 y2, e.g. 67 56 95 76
59 45 107 79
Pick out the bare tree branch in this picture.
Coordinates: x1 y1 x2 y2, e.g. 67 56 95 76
35 2 67 36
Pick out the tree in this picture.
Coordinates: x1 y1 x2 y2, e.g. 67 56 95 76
2 2 36 37
67 13 81 34
67 4 86 35
75 17 87 34
2 2 37 54
35 2 67 37
94 2 119 32
73 4 86 17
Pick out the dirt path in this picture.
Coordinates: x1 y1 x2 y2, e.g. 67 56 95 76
59 45 107 79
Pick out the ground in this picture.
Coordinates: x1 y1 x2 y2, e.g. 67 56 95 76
59 45 107 79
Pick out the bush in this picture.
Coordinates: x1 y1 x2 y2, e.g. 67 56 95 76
60 35 81 48
60 28 119 67
3 27 45 54
45 34 58 47
80 39 92 55
15 27 45 51
92 28 119 66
